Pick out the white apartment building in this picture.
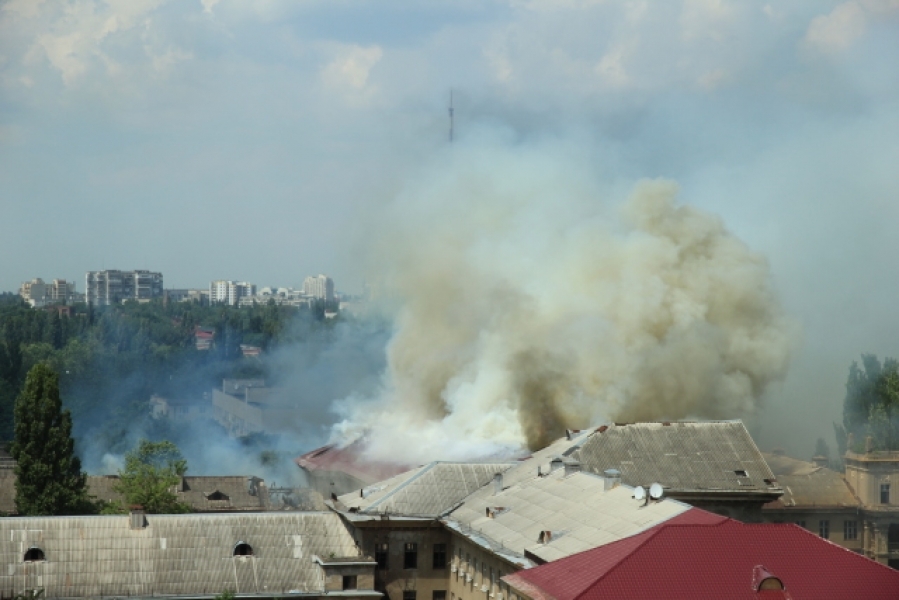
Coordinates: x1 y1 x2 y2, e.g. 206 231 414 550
86 270 163 306
209 280 256 306
19 278 78 307
303 274 335 301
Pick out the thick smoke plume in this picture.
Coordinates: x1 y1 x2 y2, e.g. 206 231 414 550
333 138 795 459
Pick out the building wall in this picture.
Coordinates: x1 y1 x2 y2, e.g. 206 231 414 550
762 508 864 553
843 452 899 566
86 270 162 305
353 523 451 600
447 530 519 600
322 563 377 593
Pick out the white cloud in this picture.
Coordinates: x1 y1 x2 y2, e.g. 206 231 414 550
803 2 867 54
201 0 222 15
320 44 383 104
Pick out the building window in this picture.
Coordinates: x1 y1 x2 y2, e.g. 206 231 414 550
375 542 388 570
433 591 446 600
403 592 417 600
433 543 447 569
404 542 418 569
819 520 830 539
233 542 253 556
343 575 357 590
882 483 891 504
24 548 45 562
844 520 858 540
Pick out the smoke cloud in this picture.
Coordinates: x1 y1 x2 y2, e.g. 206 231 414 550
333 136 796 459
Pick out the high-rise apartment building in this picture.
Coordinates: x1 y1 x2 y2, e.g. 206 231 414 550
209 280 256 306
303 274 334 301
86 270 163 306
19 278 78 307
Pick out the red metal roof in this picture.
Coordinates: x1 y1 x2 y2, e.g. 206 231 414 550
504 510 899 600
295 441 411 484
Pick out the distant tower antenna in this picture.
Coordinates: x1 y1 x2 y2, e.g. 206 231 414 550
448 89 454 143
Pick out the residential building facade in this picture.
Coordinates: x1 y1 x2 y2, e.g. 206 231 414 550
210 280 256 305
85 270 163 305
304 274 335 302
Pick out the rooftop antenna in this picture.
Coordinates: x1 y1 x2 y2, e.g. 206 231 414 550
448 89 454 143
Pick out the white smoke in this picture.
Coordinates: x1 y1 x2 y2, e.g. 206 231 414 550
332 136 796 461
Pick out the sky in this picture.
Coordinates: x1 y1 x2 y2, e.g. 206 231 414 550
2 0 899 456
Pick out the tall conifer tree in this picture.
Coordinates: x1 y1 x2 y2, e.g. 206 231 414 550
11 363 90 515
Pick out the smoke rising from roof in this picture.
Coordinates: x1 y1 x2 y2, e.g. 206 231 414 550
332 136 796 459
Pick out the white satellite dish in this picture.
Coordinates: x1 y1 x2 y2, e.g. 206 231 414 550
633 486 646 501
649 483 664 500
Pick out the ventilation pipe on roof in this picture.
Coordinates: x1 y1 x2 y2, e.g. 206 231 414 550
493 472 503 496
129 505 147 529
563 460 581 477
603 469 621 491
752 565 784 591
549 458 563 473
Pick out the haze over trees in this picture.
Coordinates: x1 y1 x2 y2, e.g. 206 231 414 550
0 294 361 467
835 354 899 454
11 363 91 515
107 440 190 514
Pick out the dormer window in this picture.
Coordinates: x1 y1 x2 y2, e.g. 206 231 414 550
24 548 45 562
233 542 254 556
207 490 230 501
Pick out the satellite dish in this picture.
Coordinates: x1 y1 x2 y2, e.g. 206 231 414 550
633 486 646 501
650 483 664 500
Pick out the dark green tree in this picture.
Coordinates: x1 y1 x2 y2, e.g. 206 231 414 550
109 440 190 514
837 354 899 452
11 363 90 515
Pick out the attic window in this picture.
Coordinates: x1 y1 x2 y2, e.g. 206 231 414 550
734 470 748 477
233 542 254 556
207 490 230 501
24 548 45 562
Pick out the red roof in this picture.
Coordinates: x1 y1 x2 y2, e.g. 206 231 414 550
295 441 411 484
504 512 899 600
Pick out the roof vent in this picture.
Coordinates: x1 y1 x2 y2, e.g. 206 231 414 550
538 530 552 544
493 472 503 496
603 469 621 491
752 565 784 591
565 429 580 440
549 458 563 473
563 459 581 477
129 505 147 529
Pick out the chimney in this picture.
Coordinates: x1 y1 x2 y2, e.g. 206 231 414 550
866 436 873 453
812 455 829 468
493 472 503 495
563 459 581 477
549 457 563 473
129 505 147 529
603 468 621 491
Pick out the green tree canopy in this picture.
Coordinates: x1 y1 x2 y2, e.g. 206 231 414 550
837 354 899 452
111 440 190 514
11 363 91 515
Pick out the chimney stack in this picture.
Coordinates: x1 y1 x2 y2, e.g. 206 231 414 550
563 459 581 477
493 472 503 496
603 469 621 491
129 505 147 529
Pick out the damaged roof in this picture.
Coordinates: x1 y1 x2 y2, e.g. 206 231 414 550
572 421 780 495
761 453 859 510
0 512 372 599
296 442 411 484
445 467 697 565
338 462 516 517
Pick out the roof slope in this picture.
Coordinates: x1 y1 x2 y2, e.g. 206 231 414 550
0 512 361 599
760 452 858 509
573 421 779 494
339 462 515 517
296 442 411 484
446 467 696 565
504 518 899 600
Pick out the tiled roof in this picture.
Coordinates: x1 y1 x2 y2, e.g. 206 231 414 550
503 517 899 600
573 421 780 495
446 467 695 565
339 462 516 517
0 512 366 599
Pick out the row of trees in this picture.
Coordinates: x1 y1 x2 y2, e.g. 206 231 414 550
10 363 190 515
833 353 899 456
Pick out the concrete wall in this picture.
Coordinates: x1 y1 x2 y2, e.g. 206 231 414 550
322 564 376 593
447 530 520 600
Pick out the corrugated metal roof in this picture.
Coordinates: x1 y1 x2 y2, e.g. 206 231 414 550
0 512 360 598
573 421 779 494
503 517 899 600
445 468 692 563
339 462 515 517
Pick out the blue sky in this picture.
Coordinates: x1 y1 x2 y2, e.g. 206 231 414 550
2 0 899 453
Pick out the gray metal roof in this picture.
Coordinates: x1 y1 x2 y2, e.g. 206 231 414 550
445 468 691 565
761 453 859 509
572 421 780 494
338 462 516 517
0 512 361 599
